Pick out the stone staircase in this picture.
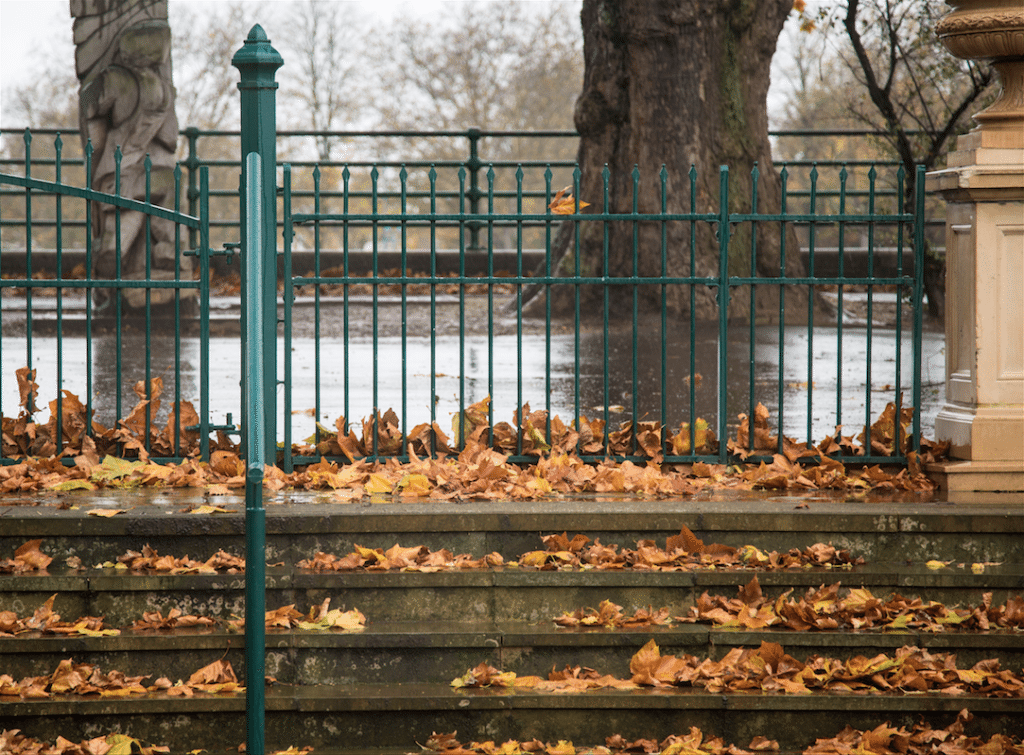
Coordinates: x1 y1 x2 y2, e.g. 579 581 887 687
2 493 1023 751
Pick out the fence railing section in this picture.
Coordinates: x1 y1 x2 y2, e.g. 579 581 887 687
279 158 926 470
0 130 215 464
1 126 943 276
2 127 927 470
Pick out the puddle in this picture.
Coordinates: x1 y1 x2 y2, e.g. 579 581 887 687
2 295 945 447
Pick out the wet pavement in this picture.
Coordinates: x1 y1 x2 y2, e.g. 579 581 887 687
3 292 945 445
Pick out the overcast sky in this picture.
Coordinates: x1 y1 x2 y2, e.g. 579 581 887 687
0 0 803 128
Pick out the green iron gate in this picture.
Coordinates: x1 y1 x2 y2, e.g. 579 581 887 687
0 130 217 464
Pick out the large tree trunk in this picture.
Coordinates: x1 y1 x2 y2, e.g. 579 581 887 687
541 0 807 322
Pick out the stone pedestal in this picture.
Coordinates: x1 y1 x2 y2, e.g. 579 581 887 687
926 0 1024 497
927 126 1024 496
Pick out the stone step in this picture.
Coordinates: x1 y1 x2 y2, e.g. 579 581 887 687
2 497 1021 567
2 623 1022 685
3 562 1021 627
3 683 1019 752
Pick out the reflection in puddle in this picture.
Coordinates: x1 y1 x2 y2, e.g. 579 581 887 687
2 297 945 448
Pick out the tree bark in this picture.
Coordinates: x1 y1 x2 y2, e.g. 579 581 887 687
540 0 807 322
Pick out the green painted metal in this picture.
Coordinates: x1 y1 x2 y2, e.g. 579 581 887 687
0 130 209 466
243 151 268 755
232 24 283 465
276 152 926 468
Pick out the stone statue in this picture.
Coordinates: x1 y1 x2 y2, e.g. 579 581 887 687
71 0 192 312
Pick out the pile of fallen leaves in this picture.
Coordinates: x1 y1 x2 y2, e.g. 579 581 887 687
555 579 1024 633
415 711 1024 755
0 539 52 573
224 598 365 633
0 730 169 755
0 594 117 638
451 639 1024 696
679 577 1024 632
418 728 775 755
0 658 242 699
2 366 948 501
102 544 245 574
806 709 1024 755
297 528 862 573
1 593 364 637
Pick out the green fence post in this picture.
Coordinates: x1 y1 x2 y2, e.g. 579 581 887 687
232 25 283 464
242 152 267 755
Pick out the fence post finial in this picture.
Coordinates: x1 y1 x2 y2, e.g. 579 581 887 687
232 25 283 465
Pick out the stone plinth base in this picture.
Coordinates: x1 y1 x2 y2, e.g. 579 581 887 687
927 132 1023 497
926 459 1024 501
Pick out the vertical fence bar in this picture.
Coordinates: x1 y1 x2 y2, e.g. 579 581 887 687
630 166 640 454
371 167 380 456
747 165 758 456
466 127 482 253
282 165 293 472
865 167 877 453
688 166 698 454
517 167 527 455
837 166 848 432
85 141 95 437
54 135 64 454
912 165 926 454
660 166 668 455
400 166 409 451
458 167 466 450
806 165 818 445
144 157 154 455
894 166 906 457
173 164 183 456
717 166 730 464
198 168 212 461
486 166 495 440
313 167 323 449
601 167 611 453
777 167 788 454
23 130 33 391
114 148 124 435
232 24 283 463
342 167 351 435
242 151 267 755
429 167 438 454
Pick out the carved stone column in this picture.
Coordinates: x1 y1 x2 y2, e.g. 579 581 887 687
71 0 191 312
927 0 1024 496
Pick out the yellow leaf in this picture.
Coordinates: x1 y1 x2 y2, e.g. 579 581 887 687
925 560 950 570
47 479 96 492
190 505 231 515
87 508 125 517
397 473 432 497
365 473 393 495
971 562 985 574
106 734 142 755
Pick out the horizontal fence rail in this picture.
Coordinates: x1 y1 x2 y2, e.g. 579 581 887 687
1 127 944 278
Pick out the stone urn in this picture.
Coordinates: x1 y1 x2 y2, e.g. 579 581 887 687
935 0 1024 139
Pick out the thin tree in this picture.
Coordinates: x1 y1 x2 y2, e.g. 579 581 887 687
796 0 995 317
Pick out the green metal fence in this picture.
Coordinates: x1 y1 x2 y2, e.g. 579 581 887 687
1 125 943 274
0 127 928 468
277 158 926 470
0 130 216 464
